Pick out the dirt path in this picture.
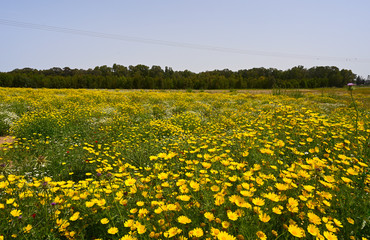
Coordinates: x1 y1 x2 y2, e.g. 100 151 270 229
0 136 15 147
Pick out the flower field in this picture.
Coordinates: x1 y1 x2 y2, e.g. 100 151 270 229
0 87 369 239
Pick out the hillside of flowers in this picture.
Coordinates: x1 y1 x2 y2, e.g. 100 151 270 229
0 87 369 240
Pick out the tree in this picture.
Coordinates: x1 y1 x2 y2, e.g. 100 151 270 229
355 76 365 85
112 64 128 77
340 69 355 85
0 64 359 89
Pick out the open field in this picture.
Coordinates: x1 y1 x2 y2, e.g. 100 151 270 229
0 87 369 239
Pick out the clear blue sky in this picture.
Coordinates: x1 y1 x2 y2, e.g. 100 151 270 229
1 0 369 77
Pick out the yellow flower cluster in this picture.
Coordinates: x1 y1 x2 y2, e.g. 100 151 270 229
0 88 369 239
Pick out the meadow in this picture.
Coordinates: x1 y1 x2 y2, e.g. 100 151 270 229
0 87 369 240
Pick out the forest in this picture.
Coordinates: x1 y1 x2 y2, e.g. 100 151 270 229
0 64 357 89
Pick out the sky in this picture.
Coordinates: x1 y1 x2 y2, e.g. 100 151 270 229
1 0 370 77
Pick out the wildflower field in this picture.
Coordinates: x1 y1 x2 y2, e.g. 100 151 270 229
0 87 369 240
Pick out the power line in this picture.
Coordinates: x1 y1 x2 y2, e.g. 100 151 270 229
1 18 369 63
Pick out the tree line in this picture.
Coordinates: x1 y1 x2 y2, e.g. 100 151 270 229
0 64 356 89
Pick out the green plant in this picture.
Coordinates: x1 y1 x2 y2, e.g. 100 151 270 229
0 115 9 135
286 89 304 98
347 83 359 142
272 85 282 96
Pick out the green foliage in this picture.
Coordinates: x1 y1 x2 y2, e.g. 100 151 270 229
272 86 282 95
286 89 304 98
186 88 193 92
0 64 357 89
0 113 10 135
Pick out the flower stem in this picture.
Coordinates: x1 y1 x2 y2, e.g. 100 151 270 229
349 89 359 143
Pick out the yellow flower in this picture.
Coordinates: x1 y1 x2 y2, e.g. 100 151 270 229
323 231 338 240
347 217 354 224
136 201 144 206
217 231 236 240
288 197 299 206
229 195 239 203
275 183 289 191
272 206 282 214
23 224 32 233
97 199 106 207
138 208 149 218
341 177 352 183
158 172 168 180
120 234 137 240
228 175 238 182
100 218 109 224
167 204 178 211
288 206 299 213
256 231 267 240
215 196 225 205
137 224 146 234
10 209 22 217
252 197 265 206
264 192 280 202
222 221 230 228
108 227 119 235
307 224 320 236
124 219 135 228
204 212 215 221
308 212 322 225
190 228 203 238
227 211 239 221
154 207 163 214
326 223 337 232
177 195 191 201
69 212 80 221
130 208 138 214
333 218 343 228
85 201 95 207
178 215 192 224
258 212 271 223
176 179 187 186
189 181 200 191
288 224 305 238
347 168 358 175
164 227 182 238
125 178 136 186
240 190 253 197
210 227 220 236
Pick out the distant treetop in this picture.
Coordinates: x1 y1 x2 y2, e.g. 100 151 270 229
0 64 356 89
